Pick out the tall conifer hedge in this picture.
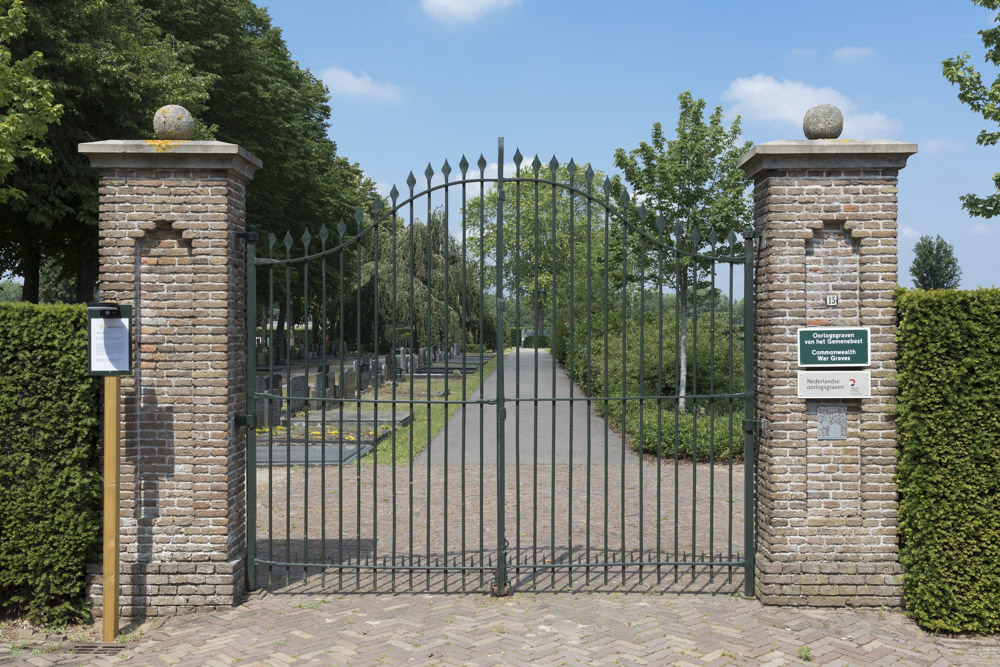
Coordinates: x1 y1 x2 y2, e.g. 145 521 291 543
896 288 1000 632
0 303 101 624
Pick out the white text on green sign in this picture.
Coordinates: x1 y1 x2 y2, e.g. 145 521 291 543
797 327 870 367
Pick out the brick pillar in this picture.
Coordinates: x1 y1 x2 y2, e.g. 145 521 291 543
79 138 261 616
739 138 916 606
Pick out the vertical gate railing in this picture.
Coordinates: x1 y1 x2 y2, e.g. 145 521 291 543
245 139 756 595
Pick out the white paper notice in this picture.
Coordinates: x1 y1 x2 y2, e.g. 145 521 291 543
90 317 130 373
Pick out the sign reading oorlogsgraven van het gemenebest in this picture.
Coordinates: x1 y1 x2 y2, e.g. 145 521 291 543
797 327 870 367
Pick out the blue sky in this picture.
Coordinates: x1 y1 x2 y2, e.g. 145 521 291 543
257 0 999 289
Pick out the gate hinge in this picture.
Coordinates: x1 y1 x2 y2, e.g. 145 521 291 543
236 414 257 429
742 418 762 433
238 228 258 243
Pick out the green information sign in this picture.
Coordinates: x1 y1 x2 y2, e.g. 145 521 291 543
797 327 870 367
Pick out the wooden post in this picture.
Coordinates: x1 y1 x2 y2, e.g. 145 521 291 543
102 375 121 643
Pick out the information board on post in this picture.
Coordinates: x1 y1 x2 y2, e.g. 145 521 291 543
88 304 132 376
797 327 870 367
85 302 132 642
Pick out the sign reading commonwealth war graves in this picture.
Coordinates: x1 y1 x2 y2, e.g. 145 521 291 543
797 327 870 367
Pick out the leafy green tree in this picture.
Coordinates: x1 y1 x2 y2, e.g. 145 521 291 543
0 0 61 204
464 161 620 343
0 279 19 302
143 0 376 350
353 208 494 352
613 91 752 410
910 234 962 289
943 0 1000 218
0 0 211 302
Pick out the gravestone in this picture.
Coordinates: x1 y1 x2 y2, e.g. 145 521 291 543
341 369 358 399
289 375 307 413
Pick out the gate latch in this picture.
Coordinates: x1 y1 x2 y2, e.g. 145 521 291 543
236 414 257 429
237 228 258 243
742 418 762 433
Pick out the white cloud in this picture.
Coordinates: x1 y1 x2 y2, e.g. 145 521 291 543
421 0 520 24
921 138 965 153
971 223 992 236
320 67 402 102
833 46 875 62
845 112 902 139
481 161 520 179
899 224 921 240
722 74 901 139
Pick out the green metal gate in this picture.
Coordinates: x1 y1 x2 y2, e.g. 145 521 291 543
245 139 756 596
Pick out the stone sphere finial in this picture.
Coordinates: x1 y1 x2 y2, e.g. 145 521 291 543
803 104 843 139
153 105 195 140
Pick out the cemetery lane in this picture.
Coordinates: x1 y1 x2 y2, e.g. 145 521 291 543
417 348 628 465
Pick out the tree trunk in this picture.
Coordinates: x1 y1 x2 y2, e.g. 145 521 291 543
21 245 40 303
75 249 99 303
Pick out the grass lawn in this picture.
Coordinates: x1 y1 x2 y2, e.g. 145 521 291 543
363 352 501 465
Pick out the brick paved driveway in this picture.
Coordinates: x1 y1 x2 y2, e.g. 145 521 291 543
11 590 1000 665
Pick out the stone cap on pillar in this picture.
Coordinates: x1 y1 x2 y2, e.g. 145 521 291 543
738 140 918 180
79 140 263 179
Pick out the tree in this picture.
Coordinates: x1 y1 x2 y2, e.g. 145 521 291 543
464 161 621 344
353 208 494 352
943 0 1000 218
613 91 752 410
910 235 962 289
140 0 376 353
0 278 19 302
0 0 61 204
1 0 374 307
0 0 211 302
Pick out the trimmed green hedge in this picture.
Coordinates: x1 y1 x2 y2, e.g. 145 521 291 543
0 303 101 625
896 288 1000 633
554 307 744 460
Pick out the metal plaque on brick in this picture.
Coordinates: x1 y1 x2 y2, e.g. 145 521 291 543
817 405 848 440
798 371 871 399
797 327 870 367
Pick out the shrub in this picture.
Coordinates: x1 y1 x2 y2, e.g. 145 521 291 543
521 335 549 348
622 399 743 460
0 303 101 625
554 306 745 461
896 288 1000 633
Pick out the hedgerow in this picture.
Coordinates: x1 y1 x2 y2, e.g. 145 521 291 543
0 303 101 625
896 288 1000 633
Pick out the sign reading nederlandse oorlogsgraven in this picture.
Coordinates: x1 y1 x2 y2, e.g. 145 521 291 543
797 327 870 367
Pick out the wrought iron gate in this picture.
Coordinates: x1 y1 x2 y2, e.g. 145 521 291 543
245 139 756 596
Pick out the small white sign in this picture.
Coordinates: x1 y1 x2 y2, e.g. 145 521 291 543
90 317 131 373
797 371 870 399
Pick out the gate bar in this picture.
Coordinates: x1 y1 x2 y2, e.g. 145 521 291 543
743 234 756 598
493 138 508 595
245 227 257 591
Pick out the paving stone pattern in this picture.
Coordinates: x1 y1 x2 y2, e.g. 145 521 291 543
11 593 1000 665
255 461 745 596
